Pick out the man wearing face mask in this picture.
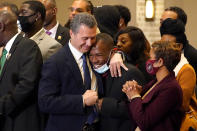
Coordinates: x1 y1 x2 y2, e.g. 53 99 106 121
89 33 145 131
18 0 62 62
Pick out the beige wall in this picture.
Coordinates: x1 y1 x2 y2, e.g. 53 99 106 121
1 0 197 48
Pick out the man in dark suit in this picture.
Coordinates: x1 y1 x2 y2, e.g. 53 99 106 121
0 8 43 131
89 33 145 131
39 13 102 131
39 0 70 45
160 6 197 75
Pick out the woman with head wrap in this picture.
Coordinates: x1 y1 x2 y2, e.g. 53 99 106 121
160 18 197 131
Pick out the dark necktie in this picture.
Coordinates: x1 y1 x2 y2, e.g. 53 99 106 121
82 54 98 125
82 54 91 90
0 49 7 74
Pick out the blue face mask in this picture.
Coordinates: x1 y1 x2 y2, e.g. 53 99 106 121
94 63 109 74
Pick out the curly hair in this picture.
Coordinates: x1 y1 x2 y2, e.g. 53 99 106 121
152 41 181 71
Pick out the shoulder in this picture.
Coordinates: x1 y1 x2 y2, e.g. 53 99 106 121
57 24 70 34
178 64 196 76
43 35 62 47
17 35 39 50
121 63 146 85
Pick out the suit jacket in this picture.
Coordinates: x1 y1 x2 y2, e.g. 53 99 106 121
99 63 146 131
128 73 183 131
184 42 197 75
55 24 70 46
0 34 43 131
31 28 62 62
38 43 103 131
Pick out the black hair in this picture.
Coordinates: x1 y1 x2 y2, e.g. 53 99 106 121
23 1 46 21
95 33 114 50
114 5 131 26
165 6 187 25
115 26 150 65
160 18 188 48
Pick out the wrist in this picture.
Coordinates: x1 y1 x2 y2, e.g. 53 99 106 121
128 94 141 102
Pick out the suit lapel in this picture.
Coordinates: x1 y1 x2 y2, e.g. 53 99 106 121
0 35 22 80
55 25 63 42
64 44 84 88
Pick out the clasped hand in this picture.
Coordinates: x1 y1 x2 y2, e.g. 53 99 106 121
122 80 142 100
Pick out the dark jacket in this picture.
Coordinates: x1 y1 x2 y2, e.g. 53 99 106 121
0 34 43 131
128 73 183 131
38 43 103 131
55 24 70 46
99 63 146 131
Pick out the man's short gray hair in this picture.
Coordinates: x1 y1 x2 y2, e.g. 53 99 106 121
70 12 97 34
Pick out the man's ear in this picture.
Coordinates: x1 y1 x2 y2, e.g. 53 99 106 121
70 29 74 38
157 58 164 67
35 12 41 21
52 7 57 15
0 21 5 32
119 18 124 28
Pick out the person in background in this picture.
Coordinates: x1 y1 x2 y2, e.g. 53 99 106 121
161 6 197 77
0 8 43 131
160 18 197 131
39 0 70 46
89 33 145 131
0 2 21 31
94 5 120 39
18 0 62 62
110 6 197 78
114 5 131 31
38 13 102 131
123 41 183 131
115 26 152 83
64 0 93 29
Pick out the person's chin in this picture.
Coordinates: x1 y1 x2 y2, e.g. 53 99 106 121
82 47 90 53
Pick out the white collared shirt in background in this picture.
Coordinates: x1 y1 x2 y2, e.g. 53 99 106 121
5 33 19 58
44 22 59 39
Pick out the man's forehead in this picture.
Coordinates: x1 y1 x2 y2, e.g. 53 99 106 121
72 0 87 9
162 11 178 19
20 4 31 10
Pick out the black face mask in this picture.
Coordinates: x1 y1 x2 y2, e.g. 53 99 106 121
18 14 36 33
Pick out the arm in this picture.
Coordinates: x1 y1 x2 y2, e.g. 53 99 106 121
38 59 98 115
0 43 42 116
38 59 84 115
177 65 196 111
100 67 145 118
109 51 128 77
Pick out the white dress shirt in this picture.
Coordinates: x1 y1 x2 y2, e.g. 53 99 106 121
44 22 59 39
68 41 97 91
4 33 19 59
174 52 189 76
